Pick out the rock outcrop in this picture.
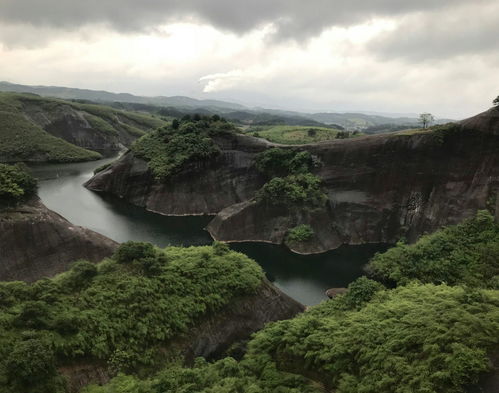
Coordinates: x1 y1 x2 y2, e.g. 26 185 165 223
85 108 499 254
0 198 118 282
60 278 304 392
85 133 269 215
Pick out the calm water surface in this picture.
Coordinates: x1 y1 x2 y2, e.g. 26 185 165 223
31 157 388 305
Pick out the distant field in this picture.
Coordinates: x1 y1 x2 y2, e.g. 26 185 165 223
247 125 360 144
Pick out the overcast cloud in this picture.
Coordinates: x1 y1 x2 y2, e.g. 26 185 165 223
0 0 497 118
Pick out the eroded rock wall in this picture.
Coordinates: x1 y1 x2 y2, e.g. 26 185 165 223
85 108 499 254
0 198 118 282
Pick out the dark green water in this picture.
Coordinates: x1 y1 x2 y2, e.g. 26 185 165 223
31 157 388 305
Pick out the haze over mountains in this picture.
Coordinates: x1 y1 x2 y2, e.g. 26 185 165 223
0 81 453 131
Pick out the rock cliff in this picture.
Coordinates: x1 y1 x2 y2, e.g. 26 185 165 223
0 197 118 282
85 108 499 254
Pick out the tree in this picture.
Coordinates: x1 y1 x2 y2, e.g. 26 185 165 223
171 119 180 130
419 113 435 129
493 96 499 107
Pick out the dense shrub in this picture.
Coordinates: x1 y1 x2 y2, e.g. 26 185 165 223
256 173 327 207
131 117 235 180
0 163 37 206
255 148 314 178
0 244 264 393
83 356 319 393
286 225 314 243
245 283 499 393
113 241 156 264
340 276 385 309
366 211 499 288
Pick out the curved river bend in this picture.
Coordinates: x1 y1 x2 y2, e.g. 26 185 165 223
31 157 387 305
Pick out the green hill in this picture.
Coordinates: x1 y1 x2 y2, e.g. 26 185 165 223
0 110 102 162
0 92 169 163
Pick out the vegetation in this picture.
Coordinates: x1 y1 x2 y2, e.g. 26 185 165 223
132 115 235 180
0 163 37 206
93 162 112 174
256 173 327 207
0 111 101 162
255 148 315 178
248 125 357 144
395 122 460 142
5 212 499 393
493 95 499 106
0 242 264 393
418 113 435 129
286 224 314 243
83 355 320 393
254 148 326 208
245 282 499 393
83 280 499 393
0 92 169 163
367 210 499 288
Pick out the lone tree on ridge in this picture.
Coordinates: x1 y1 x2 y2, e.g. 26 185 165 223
418 113 435 129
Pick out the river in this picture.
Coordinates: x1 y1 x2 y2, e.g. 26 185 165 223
31 156 388 305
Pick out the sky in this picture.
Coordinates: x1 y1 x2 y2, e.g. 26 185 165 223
0 0 498 119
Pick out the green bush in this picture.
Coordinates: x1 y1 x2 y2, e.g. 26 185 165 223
340 276 385 309
0 163 37 206
286 225 314 243
113 241 156 264
255 148 313 178
366 211 499 288
256 173 327 207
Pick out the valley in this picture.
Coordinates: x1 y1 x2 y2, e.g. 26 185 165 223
0 88 497 393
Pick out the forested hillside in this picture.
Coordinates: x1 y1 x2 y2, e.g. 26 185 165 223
0 92 168 163
82 211 499 393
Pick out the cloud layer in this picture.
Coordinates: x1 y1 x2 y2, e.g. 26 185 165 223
0 0 497 119
0 0 480 40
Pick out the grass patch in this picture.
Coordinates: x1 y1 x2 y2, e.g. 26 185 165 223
249 125 359 144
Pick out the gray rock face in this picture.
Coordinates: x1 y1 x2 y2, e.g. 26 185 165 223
21 102 135 153
85 134 269 215
85 109 499 254
0 198 118 282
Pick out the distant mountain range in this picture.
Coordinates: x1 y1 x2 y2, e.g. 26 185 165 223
0 81 454 131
